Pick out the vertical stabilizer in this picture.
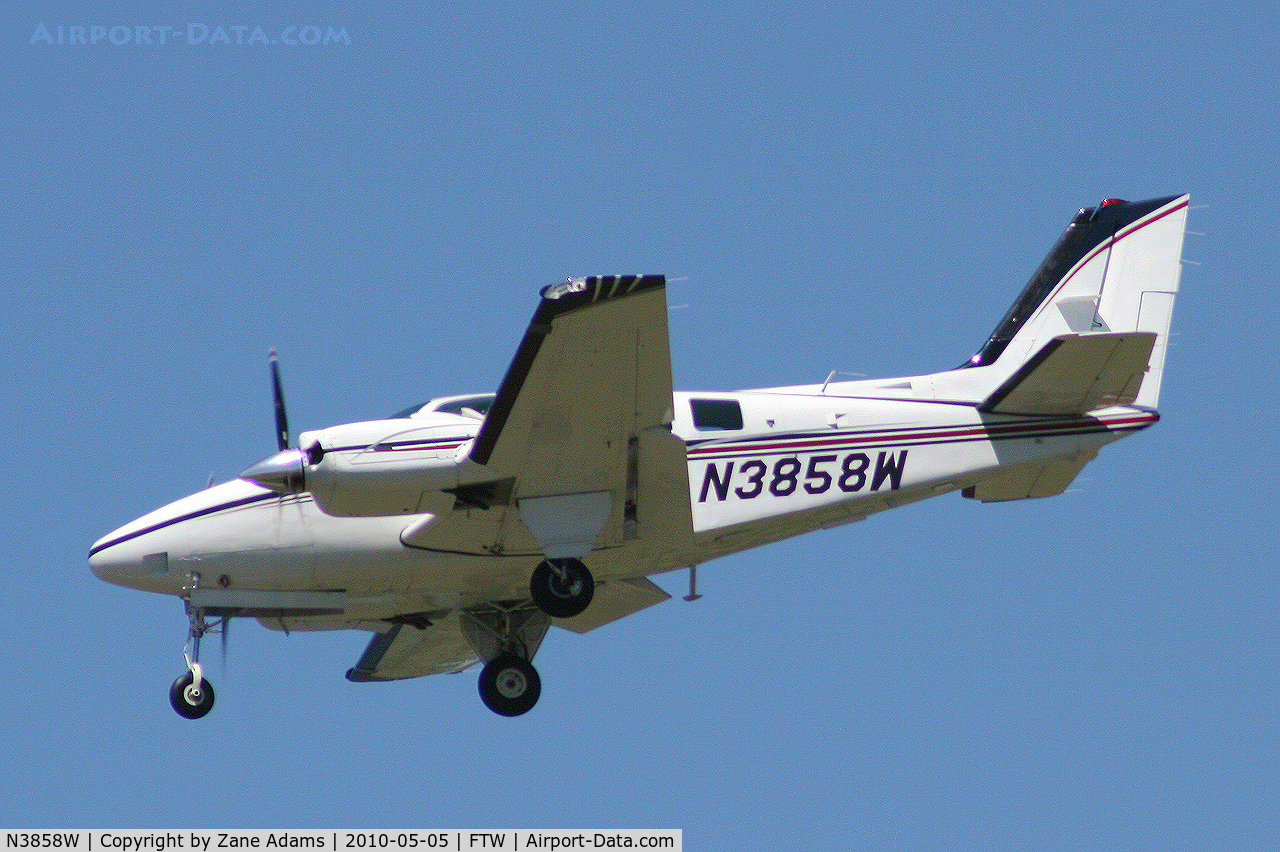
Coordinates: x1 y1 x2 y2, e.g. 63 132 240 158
965 195 1188 409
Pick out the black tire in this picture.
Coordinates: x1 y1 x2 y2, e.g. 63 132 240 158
169 671 215 719
478 654 541 717
529 558 594 618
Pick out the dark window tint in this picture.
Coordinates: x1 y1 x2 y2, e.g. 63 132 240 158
434 395 496 417
691 399 743 431
389 402 428 419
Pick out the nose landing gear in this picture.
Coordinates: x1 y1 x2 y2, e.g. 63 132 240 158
170 668 215 719
169 585 225 720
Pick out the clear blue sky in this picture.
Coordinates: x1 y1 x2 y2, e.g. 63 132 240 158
3 2 1277 848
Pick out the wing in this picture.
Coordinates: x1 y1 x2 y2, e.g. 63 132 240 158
553 576 671 634
345 612 480 682
345 577 671 681
463 275 678 556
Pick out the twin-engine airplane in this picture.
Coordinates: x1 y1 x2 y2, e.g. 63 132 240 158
90 194 1190 718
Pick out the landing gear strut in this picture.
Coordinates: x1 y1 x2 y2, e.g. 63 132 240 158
462 601 550 716
170 585 222 719
529 557 594 618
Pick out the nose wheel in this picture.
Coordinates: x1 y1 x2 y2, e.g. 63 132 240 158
170 669 215 719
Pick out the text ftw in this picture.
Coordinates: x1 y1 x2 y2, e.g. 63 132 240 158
697 450 908 502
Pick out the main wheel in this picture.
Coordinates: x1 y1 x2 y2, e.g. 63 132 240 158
478 654 541 717
529 558 594 618
169 671 215 719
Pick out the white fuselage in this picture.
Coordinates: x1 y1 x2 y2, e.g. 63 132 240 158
89 385 1154 633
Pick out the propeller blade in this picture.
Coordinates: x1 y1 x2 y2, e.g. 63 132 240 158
270 349 290 451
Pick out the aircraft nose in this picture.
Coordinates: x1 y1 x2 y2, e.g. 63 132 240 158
89 510 182 594
89 479 278 595
88 543 123 583
89 529 159 590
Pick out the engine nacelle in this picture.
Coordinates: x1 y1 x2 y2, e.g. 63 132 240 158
303 419 478 516
242 416 484 517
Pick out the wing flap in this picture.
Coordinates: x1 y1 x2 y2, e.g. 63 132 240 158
980 332 1156 415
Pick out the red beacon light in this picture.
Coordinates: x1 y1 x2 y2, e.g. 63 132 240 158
1086 198 1128 221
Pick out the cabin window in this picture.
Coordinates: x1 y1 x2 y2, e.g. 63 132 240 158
691 398 743 431
389 394 497 420
389 402 428 419
432 395 496 418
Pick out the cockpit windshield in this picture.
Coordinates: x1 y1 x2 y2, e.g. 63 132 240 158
389 394 496 420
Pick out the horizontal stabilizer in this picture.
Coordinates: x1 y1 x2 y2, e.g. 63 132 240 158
964 450 1097 502
980 333 1155 416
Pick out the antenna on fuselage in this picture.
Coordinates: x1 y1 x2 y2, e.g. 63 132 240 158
820 370 867 394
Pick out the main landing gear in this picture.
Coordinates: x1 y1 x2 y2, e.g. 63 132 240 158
529 557 594 618
469 557 594 716
468 558 593 716
462 601 551 716
478 653 541 716
162 557 597 719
